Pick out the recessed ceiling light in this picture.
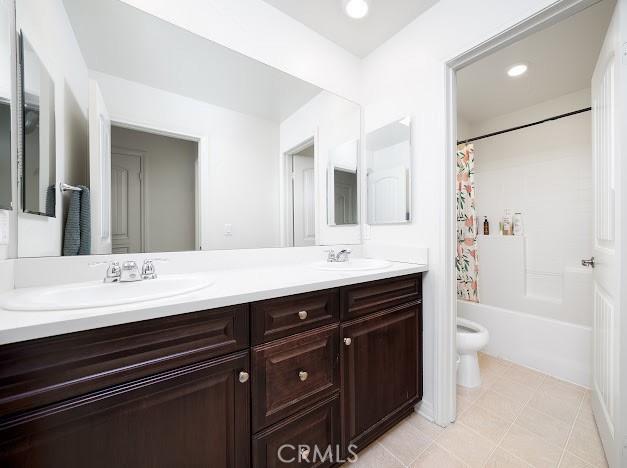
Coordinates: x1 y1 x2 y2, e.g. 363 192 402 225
507 64 528 77
343 0 369 19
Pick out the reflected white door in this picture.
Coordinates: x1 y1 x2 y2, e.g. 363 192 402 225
368 167 407 224
292 154 315 247
111 152 142 254
590 3 625 466
88 80 112 254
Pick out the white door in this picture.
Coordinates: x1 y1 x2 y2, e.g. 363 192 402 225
111 152 142 254
88 80 112 254
368 167 407 224
292 154 315 246
590 3 625 466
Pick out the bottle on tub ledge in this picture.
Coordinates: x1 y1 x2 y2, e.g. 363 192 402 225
513 212 524 236
483 216 489 235
502 209 513 236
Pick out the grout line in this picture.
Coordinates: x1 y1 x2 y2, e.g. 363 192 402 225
556 394 586 467
376 440 409 467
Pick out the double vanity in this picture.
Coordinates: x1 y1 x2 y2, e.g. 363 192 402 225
0 256 426 467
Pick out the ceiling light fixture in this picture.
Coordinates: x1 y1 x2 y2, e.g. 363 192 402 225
343 0 369 19
507 64 528 77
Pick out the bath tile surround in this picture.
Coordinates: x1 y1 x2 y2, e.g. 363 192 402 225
347 353 606 468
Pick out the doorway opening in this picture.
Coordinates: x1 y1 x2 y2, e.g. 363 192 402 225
109 125 198 254
449 0 621 465
285 138 316 247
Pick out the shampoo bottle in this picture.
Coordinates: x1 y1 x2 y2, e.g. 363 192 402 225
513 212 524 236
483 216 489 235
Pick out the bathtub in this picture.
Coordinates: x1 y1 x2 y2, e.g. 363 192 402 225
457 299 592 387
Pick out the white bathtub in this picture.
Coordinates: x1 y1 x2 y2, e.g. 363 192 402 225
457 300 592 387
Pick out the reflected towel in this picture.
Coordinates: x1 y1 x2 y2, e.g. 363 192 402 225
62 185 91 256
45 185 55 217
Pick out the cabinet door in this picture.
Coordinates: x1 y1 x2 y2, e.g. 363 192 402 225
341 303 421 449
0 352 251 468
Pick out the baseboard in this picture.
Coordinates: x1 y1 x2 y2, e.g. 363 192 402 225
416 399 435 422
459 301 591 387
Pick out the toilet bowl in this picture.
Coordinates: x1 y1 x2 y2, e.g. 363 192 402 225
456 317 489 388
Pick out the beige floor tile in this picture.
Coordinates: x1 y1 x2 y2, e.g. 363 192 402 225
491 376 538 404
485 448 532 468
576 395 596 427
559 452 595 468
347 443 404 468
410 444 467 468
457 383 485 403
478 352 512 371
500 423 563 468
528 391 581 425
406 412 445 440
378 419 432 465
457 394 475 416
539 377 585 407
516 406 572 448
504 364 547 389
437 423 496 468
566 419 608 467
459 405 510 443
476 390 524 423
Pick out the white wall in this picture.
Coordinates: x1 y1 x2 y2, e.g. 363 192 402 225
468 89 593 327
93 71 281 251
279 92 361 247
16 0 89 257
110 126 197 253
360 0 561 420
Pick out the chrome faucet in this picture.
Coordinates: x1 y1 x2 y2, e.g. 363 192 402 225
325 249 352 263
120 261 141 282
104 261 121 283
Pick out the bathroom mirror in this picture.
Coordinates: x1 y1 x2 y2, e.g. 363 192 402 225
0 0 13 211
14 0 361 257
366 117 412 225
19 32 56 217
327 139 359 226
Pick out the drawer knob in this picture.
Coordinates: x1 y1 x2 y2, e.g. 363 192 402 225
298 370 309 381
238 371 249 383
344 337 352 346
298 310 308 320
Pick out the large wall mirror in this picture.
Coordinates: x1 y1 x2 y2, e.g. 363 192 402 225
366 117 412 225
14 0 361 257
0 0 13 211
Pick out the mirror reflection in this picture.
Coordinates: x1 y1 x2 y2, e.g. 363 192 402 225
14 0 361 257
327 140 359 226
20 33 56 216
0 0 11 210
366 117 412 225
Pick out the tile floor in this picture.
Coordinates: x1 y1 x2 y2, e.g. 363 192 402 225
345 353 607 468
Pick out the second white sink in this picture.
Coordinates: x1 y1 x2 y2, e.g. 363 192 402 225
1 273 215 312
312 258 392 272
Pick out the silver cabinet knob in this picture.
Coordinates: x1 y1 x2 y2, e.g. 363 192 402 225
344 337 352 346
298 370 308 381
238 371 249 383
298 310 308 320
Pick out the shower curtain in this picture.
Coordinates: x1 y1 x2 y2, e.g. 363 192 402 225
456 143 479 302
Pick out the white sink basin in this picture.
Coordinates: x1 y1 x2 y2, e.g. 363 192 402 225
1 274 215 312
312 258 392 271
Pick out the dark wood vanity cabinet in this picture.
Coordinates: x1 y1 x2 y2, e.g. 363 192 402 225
0 273 422 468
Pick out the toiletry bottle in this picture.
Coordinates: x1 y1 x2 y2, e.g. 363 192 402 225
503 210 512 235
513 212 523 236
483 216 489 235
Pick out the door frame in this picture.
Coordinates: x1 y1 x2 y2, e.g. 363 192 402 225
110 145 146 253
282 136 315 247
442 0 602 425
109 117 205 251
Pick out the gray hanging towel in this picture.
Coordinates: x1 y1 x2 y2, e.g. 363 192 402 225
45 185 55 217
62 185 91 256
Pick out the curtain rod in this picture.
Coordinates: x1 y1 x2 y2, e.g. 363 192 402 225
457 107 591 145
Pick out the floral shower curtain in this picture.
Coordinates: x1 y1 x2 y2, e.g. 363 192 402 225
456 143 479 302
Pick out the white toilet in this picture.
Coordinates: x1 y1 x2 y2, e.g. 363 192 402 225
456 317 490 388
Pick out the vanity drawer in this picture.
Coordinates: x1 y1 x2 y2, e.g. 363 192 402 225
0 304 249 417
340 274 422 321
251 289 339 345
253 394 341 468
252 324 339 431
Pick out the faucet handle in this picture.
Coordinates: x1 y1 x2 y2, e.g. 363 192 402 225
141 259 157 280
324 249 337 262
104 261 121 283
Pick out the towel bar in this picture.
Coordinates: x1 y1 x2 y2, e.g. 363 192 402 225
59 182 81 192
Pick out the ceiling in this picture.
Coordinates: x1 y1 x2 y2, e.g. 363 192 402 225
261 0 439 57
62 0 322 122
457 0 614 125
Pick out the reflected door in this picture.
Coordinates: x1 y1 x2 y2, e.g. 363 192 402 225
368 167 407 224
111 152 142 254
292 154 315 247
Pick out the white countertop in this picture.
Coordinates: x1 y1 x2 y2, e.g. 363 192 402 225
0 261 427 345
